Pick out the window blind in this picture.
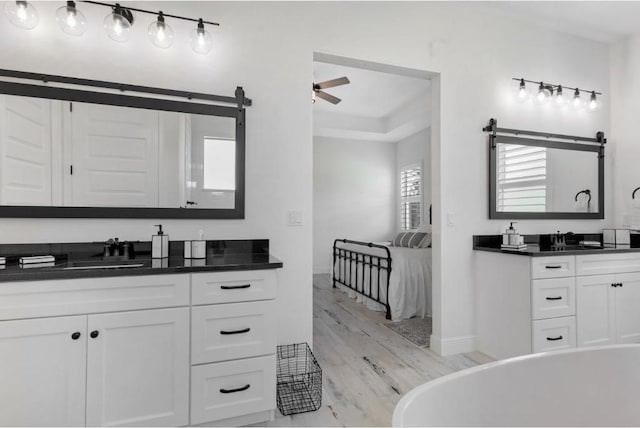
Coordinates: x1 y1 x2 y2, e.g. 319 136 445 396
497 144 546 212
401 166 421 230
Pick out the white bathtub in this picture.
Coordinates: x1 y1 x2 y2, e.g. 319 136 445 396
393 345 640 426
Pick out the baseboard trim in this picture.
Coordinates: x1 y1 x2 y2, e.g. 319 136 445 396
430 334 476 356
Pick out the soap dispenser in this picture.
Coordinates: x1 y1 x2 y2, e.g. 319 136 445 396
503 222 517 245
152 224 169 259
508 222 522 246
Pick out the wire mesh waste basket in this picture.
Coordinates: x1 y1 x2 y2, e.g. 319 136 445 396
276 343 322 416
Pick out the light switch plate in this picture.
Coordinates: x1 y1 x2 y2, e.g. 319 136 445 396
447 212 455 227
287 210 304 226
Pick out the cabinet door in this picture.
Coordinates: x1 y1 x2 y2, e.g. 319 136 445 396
0 315 86 427
615 272 640 344
576 275 616 347
86 308 189 427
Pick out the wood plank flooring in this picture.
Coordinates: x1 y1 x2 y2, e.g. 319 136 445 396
264 274 493 427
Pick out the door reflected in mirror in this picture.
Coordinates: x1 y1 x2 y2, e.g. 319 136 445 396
0 95 237 210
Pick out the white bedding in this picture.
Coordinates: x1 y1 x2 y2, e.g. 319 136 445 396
333 241 432 321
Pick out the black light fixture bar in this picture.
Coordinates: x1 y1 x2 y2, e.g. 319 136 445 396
512 77 602 95
82 0 220 26
0 68 252 106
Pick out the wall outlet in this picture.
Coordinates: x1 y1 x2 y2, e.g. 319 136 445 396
287 210 304 226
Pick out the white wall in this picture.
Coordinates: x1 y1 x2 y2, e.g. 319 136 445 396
0 2 610 354
611 34 640 228
397 128 431 229
313 137 396 273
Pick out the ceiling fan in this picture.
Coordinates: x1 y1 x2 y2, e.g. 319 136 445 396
312 76 350 104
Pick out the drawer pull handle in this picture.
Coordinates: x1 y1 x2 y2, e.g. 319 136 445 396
545 296 562 301
221 284 251 290
71 332 81 340
220 327 251 335
544 265 563 269
220 384 250 394
546 335 563 341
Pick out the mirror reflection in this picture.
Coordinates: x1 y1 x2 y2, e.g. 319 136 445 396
496 142 599 213
0 94 236 209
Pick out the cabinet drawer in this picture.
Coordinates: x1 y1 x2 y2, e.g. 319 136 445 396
576 253 640 276
532 317 576 353
190 355 276 424
531 256 575 279
531 277 576 320
192 301 276 364
0 274 190 321
192 270 277 305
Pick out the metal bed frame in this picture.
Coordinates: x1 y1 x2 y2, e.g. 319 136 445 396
331 206 432 321
332 239 393 320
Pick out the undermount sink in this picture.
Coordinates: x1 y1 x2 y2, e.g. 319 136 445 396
63 260 145 270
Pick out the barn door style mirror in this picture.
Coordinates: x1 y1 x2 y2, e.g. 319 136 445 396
485 119 605 220
0 69 250 219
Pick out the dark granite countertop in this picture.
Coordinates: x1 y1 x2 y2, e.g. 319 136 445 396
473 234 640 257
0 239 282 283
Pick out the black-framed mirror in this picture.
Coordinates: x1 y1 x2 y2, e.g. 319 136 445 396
0 69 250 219
487 122 605 220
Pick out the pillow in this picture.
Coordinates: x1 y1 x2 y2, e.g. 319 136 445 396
391 231 429 248
418 232 432 248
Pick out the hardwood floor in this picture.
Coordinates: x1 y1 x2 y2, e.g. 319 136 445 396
265 274 493 427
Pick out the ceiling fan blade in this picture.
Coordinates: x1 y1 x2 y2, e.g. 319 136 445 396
315 90 341 104
316 76 350 90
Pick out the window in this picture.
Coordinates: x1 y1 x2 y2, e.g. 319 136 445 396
497 143 546 212
400 164 421 230
203 138 236 191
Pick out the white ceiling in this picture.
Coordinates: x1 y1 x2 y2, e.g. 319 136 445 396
313 62 431 142
313 62 430 119
486 1 640 44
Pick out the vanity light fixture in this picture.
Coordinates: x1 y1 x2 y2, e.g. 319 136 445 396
513 78 601 113
4 1 220 54
554 85 565 106
190 18 213 55
56 1 87 36
148 11 173 49
572 88 583 110
589 91 599 111
103 3 133 42
4 0 38 30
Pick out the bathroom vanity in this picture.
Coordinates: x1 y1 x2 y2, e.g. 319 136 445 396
474 235 640 360
0 240 282 427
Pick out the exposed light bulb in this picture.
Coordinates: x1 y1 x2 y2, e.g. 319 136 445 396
589 91 599 111
5 1 38 30
554 85 566 107
536 81 550 104
148 11 173 49
104 3 133 42
517 78 527 99
572 88 583 110
190 18 213 55
56 1 87 36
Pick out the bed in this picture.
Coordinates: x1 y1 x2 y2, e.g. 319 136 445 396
332 239 432 321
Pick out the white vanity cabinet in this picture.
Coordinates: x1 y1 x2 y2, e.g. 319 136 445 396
190 270 277 426
0 268 280 427
0 275 190 428
0 315 87 427
476 250 640 360
576 254 640 347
